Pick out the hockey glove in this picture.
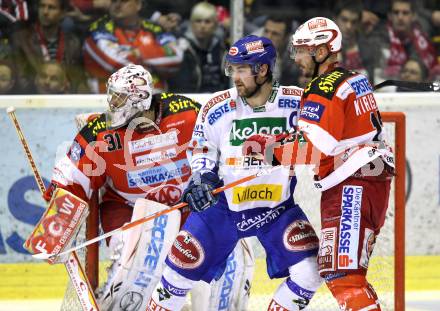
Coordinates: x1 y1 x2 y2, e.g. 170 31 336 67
182 171 223 212
242 132 291 165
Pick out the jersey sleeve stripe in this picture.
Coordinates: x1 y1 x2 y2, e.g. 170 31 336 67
338 130 377 147
52 156 93 199
298 120 339 156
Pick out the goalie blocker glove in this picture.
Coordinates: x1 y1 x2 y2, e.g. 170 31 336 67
182 171 223 212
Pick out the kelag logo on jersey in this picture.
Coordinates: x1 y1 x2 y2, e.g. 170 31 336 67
229 117 286 146
300 101 325 122
207 100 236 125
127 159 190 187
338 185 362 269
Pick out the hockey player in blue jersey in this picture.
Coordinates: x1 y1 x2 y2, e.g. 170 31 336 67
148 35 323 311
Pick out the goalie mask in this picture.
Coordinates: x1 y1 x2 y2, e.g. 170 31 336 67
106 64 154 130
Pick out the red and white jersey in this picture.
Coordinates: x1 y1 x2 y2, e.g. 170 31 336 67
276 67 394 191
0 0 28 22
83 17 183 92
44 93 200 208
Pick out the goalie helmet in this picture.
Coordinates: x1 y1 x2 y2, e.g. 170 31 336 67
289 17 342 59
225 35 276 76
106 64 154 130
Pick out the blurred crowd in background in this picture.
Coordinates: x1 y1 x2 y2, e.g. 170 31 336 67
0 0 439 95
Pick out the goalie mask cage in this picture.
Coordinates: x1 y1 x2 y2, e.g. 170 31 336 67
61 112 405 311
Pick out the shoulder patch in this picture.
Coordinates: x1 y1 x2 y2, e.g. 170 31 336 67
300 101 326 122
158 93 200 118
201 91 231 122
346 74 374 97
304 68 352 100
206 100 236 125
79 113 107 143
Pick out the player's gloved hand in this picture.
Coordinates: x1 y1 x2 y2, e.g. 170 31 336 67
182 171 223 212
242 132 291 164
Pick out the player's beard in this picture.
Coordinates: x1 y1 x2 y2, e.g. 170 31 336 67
298 63 314 80
236 83 258 98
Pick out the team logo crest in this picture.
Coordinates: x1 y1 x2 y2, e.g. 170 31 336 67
168 231 205 269
308 18 327 30
245 40 264 54
283 220 319 251
228 46 239 56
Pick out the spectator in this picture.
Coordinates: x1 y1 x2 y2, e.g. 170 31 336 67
0 0 29 23
0 0 29 76
63 0 111 40
83 0 183 93
0 11 15 61
0 59 17 93
34 61 70 94
154 12 182 34
401 58 428 81
380 0 439 79
139 0 194 20
69 0 110 14
418 0 440 66
259 15 295 84
334 0 383 83
395 57 428 91
11 0 85 93
361 0 391 34
168 1 228 93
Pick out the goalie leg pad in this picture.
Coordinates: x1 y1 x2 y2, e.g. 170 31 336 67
326 274 381 311
196 238 254 311
148 266 195 311
98 199 181 311
270 257 322 310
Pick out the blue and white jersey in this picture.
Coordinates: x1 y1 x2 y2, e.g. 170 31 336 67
188 81 303 212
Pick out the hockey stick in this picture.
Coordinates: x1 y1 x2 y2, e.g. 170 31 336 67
6 107 100 311
33 165 282 260
374 79 440 92
6 107 46 193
